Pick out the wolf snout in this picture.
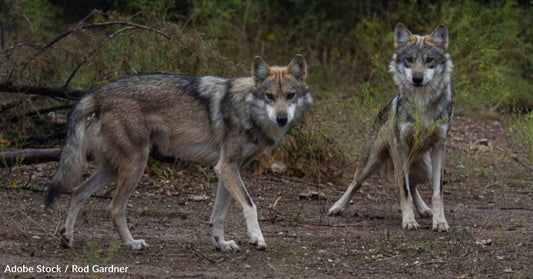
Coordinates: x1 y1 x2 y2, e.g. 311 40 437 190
412 73 424 86
276 113 288 127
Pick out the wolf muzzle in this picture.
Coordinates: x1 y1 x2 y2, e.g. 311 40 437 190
412 73 424 87
276 113 288 127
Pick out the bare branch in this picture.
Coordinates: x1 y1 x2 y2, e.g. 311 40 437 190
89 21 171 39
0 42 39 56
40 20 171 54
62 26 134 88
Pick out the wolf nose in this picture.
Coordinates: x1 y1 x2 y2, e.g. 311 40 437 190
276 114 288 127
412 74 424 86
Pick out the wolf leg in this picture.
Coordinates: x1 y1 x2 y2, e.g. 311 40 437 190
215 157 266 250
108 155 149 250
409 156 432 218
328 148 386 215
431 142 450 232
60 162 116 248
210 180 240 252
327 181 362 216
392 147 419 230
410 185 432 218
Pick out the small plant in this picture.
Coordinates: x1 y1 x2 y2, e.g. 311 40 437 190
451 225 475 257
255 119 346 183
506 112 533 164
404 103 446 157
84 241 121 267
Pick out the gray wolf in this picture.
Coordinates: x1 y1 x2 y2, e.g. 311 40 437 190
328 24 453 232
46 55 313 251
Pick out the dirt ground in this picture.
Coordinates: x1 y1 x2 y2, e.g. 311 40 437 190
1 115 532 278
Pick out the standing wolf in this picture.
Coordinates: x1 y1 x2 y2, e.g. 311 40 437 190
328 24 453 232
46 55 313 251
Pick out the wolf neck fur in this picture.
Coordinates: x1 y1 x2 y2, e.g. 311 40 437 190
399 77 446 108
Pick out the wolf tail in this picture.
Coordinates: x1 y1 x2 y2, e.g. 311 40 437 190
46 96 97 207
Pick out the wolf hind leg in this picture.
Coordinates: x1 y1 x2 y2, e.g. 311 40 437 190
409 155 432 219
210 181 240 252
60 161 116 248
108 152 149 250
328 147 388 216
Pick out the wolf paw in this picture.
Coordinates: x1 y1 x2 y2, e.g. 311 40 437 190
418 209 433 219
327 204 346 216
249 233 267 250
60 228 73 248
215 240 240 252
403 220 420 231
125 239 149 250
433 221 450 232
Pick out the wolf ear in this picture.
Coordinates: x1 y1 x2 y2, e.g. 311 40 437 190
394 23 412 49
288 54 307 82
429 24 448 51
252 56 270 84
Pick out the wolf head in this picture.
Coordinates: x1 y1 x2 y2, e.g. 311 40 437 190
248 54 313 128
389 24 452 90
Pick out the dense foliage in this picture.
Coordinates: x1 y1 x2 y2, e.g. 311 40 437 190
1 0 532 176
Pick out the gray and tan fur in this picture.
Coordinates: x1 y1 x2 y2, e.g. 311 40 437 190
46 55 313 251
328 24 453 232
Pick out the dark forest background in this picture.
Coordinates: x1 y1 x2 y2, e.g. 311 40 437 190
1 0 532 176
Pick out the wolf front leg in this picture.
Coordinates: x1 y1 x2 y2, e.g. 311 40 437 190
431 141 450 232
392 145 419 230
214 155 266 251
210 180 240 252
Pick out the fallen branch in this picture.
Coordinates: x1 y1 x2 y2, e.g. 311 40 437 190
187 244 224 264
511 154 533 171
0 82 85 100
0 148 61 167
268 192 282 222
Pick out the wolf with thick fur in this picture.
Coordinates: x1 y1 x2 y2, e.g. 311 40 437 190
46 55 313 251
328 24 453 232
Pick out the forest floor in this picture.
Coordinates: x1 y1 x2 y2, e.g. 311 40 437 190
1 115 532 278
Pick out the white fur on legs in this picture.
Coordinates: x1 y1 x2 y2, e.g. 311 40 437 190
125 239 149 250
210 181 240 252
215 153 267 251
431 143 449 232
401 202 420 230
243 205 265 250
399 170 420 230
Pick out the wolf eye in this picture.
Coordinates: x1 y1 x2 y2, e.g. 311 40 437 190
405 57 414 63
266 93 275 101
286 93 296 100
426 57 434 63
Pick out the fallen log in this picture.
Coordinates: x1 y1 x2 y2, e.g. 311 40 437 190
0 148 61 167
0 83 85 100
